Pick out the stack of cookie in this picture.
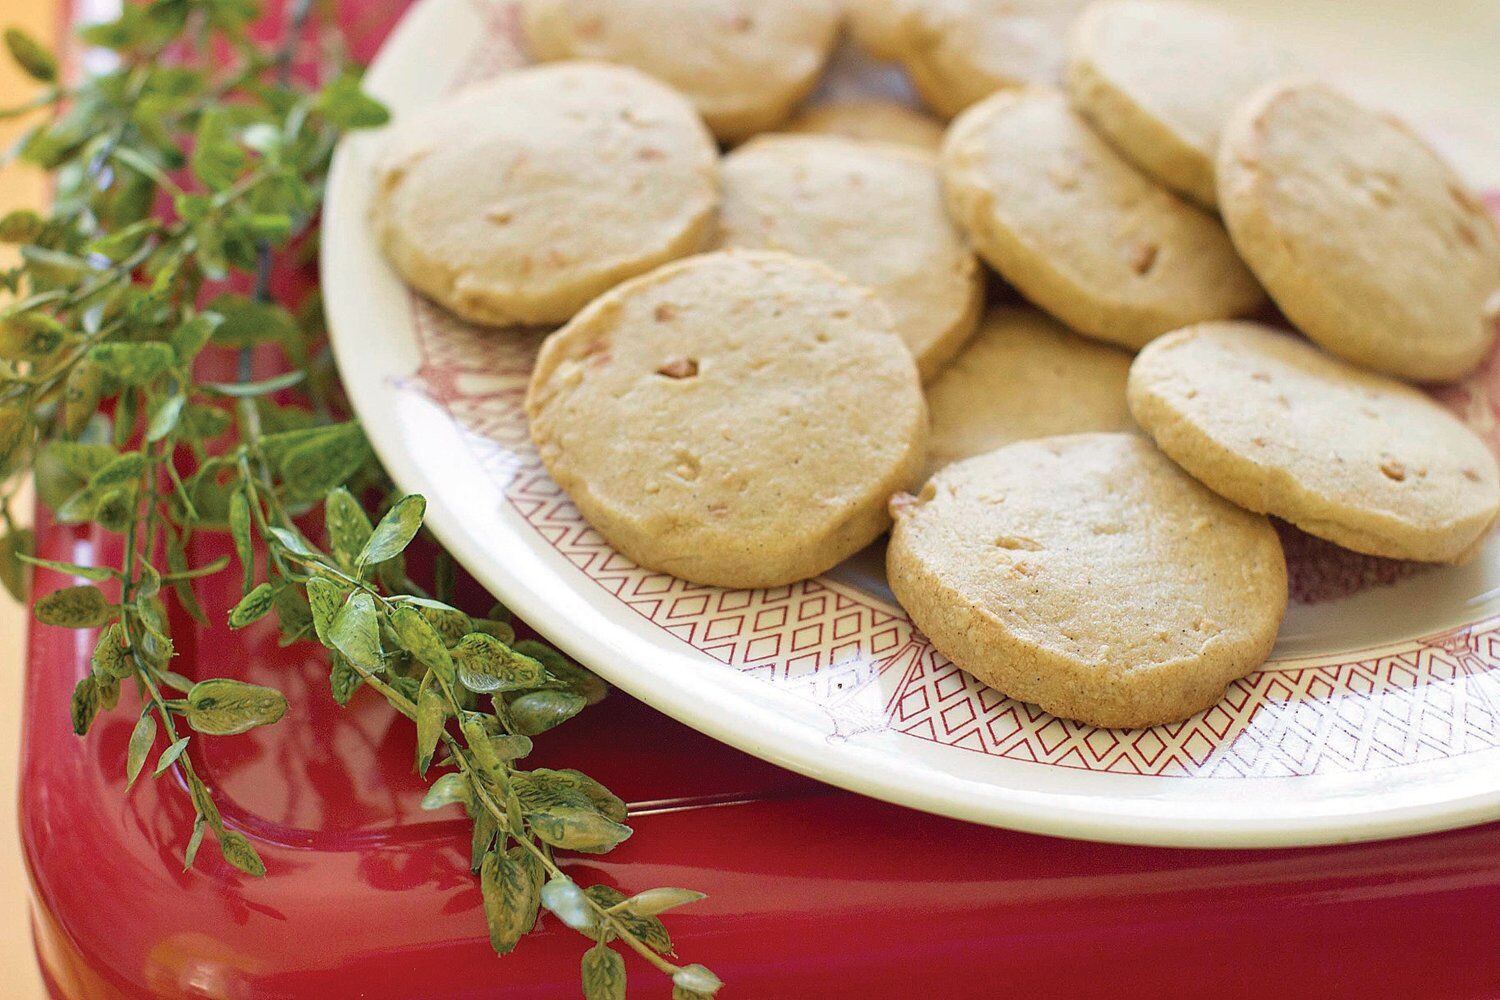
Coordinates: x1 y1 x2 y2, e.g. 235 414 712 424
372 0 1500 730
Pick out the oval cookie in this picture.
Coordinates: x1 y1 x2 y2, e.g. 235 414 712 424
886 0 1091 118
1217 81 1500 381
888 433 1286 729
942 87 1263 349
520 0 841 142
924 306 1134 480
1065 0 1303 207
718 135 983 379
1128 322 1500 563
527 251 928 589
784 100 946 150
373 62 718 327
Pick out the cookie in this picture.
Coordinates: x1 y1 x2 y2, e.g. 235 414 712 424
1128 322 1500 563
845 0 907 59
784 100 946 150
718 135 982 379
526 250 928 588
520 0 841 142
923 306 1134 479
1065 0 1303 208
885 0 1090 118
373 62 718 327
1217 81 1500 381
942 88 1263 349
888 433 1286 729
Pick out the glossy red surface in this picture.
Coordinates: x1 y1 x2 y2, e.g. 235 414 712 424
19 1 1500 996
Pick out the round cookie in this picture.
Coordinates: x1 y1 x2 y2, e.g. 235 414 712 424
519 0 841 142
526 250 928 589
373 62 718 327
1128 322 1500 563
784 100 946 150
923 306 1134 480
942 87 1264 349
718 135 983 380
885 0 1091 118
888 433 1286 729
1217 81 1500 381
1065 0 1303 208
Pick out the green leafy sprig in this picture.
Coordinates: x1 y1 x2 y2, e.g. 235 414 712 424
0 3 720 995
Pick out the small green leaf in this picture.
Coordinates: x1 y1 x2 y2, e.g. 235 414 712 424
34 584 113 628
541 875 597 934
329 653 363 705
70 675 100 735
581 942 626 1000
227 582 275 628
204 293 297 348
91 623 132 679
126 711 157 787
265 526 315 557
17 554 114 581
0 209 44 243
87 452 145 493
217 829 266 877
358 495 425 568
202 370 306 397
327 590 381 669
170 312 223 361
525 769 627 824
415 682 446 775
4 28 57 82
316 73 390 129
420 772 470 811
184 817 206 870
190 107 248 191
391 605 454 681
528 806 632 855
146 391 186 442
508 690 587 736
672 965 723 997
481 845 544 956
87 341 176 385
304 576 345 645
0 528 36 601
512 639 608 705
614 887 706 919
451 633 547 694
184 678 287 735
155 735 190 775
228 491 254 593
324 487 373 571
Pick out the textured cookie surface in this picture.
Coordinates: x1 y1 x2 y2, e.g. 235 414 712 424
942 88 1263 348
1065 0 1302 207
888 433 1286 729
1217 81 1500 382
1129 322 1500 563
373 62 718 327
718 135 982 379
923 306 1134 479
886 0 1090 118
784 100 946 149
527 251 927 589
845 0 908 59
520 0 840 141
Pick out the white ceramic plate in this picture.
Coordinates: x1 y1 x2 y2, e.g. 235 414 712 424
323 0 1500 847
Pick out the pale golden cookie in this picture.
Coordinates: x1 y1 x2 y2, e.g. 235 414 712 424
888 433 1286 729
1128 322 1500 563
942 87 1263 349
718 135 982 380
784 100 945 150
1217 81 1500 381
373 62 718 327
845 0 907 59
1065 0 1302 208
923 306 1134 479
520 0 841 142
527 251 927 589
886 0 1091 118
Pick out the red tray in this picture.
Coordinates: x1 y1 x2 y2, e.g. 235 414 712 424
19 1 1500 996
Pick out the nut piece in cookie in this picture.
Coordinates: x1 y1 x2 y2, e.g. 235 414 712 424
1065 0 1303 208
1217 80 1500 381
527 250 928 589
1128 321 1500 563
941 87 1264 349
718 134 983 380
888 433 1287 729
520 0 841 142
373 61 719 327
